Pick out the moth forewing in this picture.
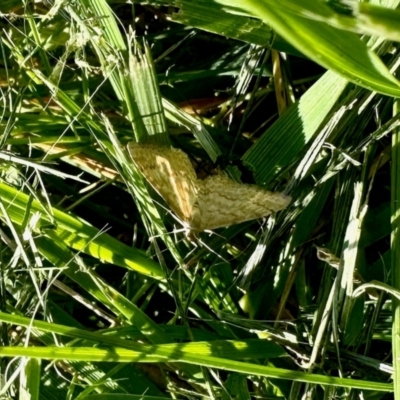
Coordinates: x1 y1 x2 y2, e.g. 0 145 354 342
128 143 198 224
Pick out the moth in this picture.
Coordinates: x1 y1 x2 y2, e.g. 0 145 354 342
128 143 291 233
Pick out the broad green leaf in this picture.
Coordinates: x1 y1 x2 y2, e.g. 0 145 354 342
215 0 400 96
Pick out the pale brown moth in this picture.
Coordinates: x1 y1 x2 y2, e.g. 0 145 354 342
128 143 291 234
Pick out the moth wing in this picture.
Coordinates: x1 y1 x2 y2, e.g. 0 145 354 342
196 175 291 231
128 144 198 224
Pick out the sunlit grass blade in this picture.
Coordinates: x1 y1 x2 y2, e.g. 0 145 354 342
0 344 393 392
244 71 349 185
0 181 165 280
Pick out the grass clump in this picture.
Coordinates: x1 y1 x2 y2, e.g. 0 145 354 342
0 1 398 399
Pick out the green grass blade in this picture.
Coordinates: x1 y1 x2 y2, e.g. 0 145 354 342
0 345 393 392
392 99 400 399
171 1 301 55
19 358 41 400
243 71 348 185
0 182 165 280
